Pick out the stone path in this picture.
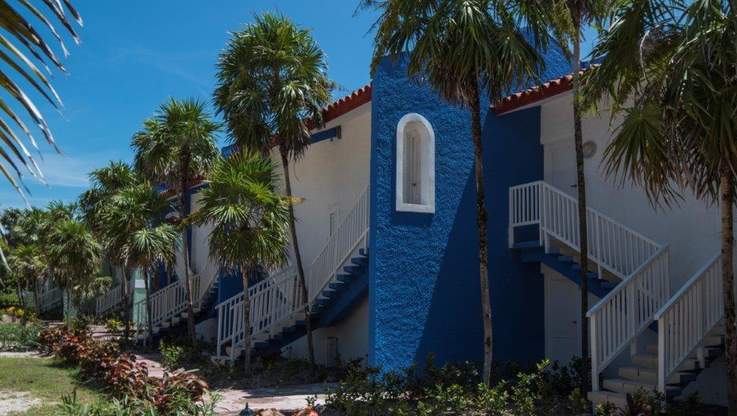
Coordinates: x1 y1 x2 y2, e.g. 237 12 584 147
133 353 333 415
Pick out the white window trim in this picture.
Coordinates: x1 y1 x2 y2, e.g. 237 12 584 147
396 113 435 214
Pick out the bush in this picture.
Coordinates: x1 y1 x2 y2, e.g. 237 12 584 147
39 326 211 414
105 318 122 334
0 322 42 351
160 340 186 370
58 390 220 416
0 292 21 308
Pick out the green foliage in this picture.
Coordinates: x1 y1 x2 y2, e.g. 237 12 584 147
0 322 42 351
324 358 599 416
105 318 123 333
160 340 186 370
0 292 21 307
213 12 333 157
59 390 220 416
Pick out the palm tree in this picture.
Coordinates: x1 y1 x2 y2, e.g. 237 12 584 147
549 0 608 368
47 218 102 326
104 181 177 343
7 244 45 320
132 99 219 344
80 162 139 338
192 152 289 374
583 0 737 412
0 1 81 194
360 0 550 383
213 13 333 370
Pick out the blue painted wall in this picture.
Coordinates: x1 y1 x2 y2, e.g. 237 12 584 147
369 56 484 372
369 54 559 372
482 107 545 364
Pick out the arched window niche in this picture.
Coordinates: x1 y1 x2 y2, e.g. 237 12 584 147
395 113 435 214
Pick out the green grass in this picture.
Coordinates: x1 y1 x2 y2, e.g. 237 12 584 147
0 356 108 415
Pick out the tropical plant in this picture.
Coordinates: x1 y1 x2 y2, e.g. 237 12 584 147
132 98 219 344
80 161 139 339
548 0 608 368
192 151 289 373
360 0 550 383
213 13 333 370
0 1 82 194
6 244 44 319
103 181 178 343
46 217 102 326
583 0 737 412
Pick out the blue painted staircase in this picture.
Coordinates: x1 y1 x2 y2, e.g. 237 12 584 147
224 248 369 360
514 239 726 406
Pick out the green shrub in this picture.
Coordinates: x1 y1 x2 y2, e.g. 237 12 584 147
104 318 122 333
0 292 21 308
58 390 220 416
160 340 186 370
0 322 42 351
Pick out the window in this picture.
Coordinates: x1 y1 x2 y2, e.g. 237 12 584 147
396 113 435 213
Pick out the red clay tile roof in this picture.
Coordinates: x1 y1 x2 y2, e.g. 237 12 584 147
492 70 588 114
321 83 372 124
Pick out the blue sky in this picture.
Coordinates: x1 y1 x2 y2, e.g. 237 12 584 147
2 1 597 209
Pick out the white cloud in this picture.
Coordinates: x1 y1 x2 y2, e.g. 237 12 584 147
28 151 122 189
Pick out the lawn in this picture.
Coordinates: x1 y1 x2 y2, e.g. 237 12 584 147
0 355 108 415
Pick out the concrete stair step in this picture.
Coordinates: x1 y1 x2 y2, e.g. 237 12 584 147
632 353 657 369
619 366 657 384
602 378 656 395
588 391 627 409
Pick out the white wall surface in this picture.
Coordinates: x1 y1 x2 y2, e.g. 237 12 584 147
274 103 372 268
282 298 369 366
536 93 725 403
540 93 721 289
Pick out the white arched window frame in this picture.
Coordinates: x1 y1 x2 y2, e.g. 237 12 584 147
396 113 435 213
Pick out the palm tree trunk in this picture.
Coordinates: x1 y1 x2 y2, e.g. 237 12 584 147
241 265 253 374
280 151 316 371
571 21 590 365
470 82 493 385
122 268 131 341
15 279 26 325
32 281 40 316
720 170 737 415
180 160 197 345
143 268 154 347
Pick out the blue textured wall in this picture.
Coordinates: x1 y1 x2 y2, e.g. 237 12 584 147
369 56 484 372
483 107 545 364
369 55 558 372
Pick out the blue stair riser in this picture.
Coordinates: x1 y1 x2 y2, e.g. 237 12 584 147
246 253 369 356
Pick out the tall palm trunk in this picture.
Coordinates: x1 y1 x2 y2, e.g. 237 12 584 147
32 280 40 316
180 156 197 345
143 269 154 347
280 151 316 371
15 279 26 325
570 14 590 366
241 265 253 374
720 170 737 415
470 82 493 385
122 268 131 341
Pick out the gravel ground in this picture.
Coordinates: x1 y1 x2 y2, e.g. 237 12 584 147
0 391 42 415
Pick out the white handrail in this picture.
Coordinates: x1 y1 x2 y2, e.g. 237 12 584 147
307 185 370 302
96 284 125 316
133 270 202 332
215 266 302 359
215 185 370 358
509 180 670 392
655 253 722 392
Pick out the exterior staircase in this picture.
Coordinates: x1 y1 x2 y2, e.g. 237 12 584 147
96 283 127 316
509 181 727 408
213 186 370 364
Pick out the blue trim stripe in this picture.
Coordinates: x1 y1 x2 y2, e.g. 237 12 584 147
310 126 341 144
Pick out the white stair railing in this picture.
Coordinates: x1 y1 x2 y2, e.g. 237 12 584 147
96 284 125 316
654 253 723 392
308 186 370 301
215 266 302 359
509 181 670 391
215 185 370 358
39 287 62 313
133 271 201 332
